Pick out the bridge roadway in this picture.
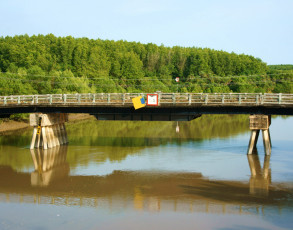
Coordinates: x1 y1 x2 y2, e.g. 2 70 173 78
1 93 293 120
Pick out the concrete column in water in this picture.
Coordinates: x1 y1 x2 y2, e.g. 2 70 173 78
247 115 271 155
30 113 68 149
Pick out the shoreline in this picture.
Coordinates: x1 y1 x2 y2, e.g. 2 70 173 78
0 114 95 134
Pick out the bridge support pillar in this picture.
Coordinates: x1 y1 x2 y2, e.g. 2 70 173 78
247 115 271 155
30 113 68 149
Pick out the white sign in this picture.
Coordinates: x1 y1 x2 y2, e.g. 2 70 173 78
175 77 179 82
147 94 158 106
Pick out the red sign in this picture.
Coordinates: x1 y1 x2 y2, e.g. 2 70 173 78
147 94 158 106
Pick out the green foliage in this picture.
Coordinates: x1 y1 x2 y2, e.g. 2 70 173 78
269 65 293 71
9 113 29 121
0 34 291 95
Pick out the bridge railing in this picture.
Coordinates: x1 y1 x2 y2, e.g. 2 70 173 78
1 93 293 106
263 93 293 104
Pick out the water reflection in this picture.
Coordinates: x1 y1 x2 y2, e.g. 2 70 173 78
1 116 293 229
67 116 250 146
0 146 292 216
30 146 69 187
248 153 271 197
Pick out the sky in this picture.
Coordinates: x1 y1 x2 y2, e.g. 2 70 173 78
0 0 292 65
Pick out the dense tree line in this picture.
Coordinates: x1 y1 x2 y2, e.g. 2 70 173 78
2 34 288 95
269 65 293 71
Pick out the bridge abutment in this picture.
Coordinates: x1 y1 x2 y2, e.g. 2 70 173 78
30 113 68 149
247 115 271 155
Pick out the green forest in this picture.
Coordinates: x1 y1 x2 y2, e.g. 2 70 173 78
1 34 292 96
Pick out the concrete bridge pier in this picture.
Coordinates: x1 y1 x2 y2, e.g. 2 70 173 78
247 115 272 155
30 113 68 150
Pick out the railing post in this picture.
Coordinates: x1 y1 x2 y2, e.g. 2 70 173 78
92 94 95 103
279 93 282 104
17 96 20 104
122 94 125 105
78 94 81 103
262 94 265 104
63 94 67 103
188 94 191 105
35 95 38 104
107 94 110 104
4 96 7 105
172 93 176 105
49 95 52 105
205 94 208 104
222 95 225 104
261 94 264 104
256 94 259 105
238 94 242 104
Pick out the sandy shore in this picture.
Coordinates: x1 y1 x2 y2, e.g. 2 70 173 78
0 114 94 134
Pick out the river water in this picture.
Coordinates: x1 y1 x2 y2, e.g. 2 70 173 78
0 115 293 230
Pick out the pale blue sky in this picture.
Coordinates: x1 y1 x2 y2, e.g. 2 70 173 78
0 0 292 64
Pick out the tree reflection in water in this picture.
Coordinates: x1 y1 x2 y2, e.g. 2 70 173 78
0 146 291 216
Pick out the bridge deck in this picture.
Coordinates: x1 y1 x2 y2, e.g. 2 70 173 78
1 93 293 115
1 93 293 106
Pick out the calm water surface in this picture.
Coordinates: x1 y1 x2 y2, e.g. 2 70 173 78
0 115 293 230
